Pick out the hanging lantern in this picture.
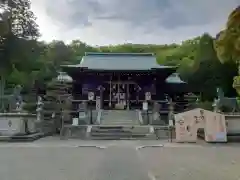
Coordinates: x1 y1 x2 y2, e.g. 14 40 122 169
56 72 73 83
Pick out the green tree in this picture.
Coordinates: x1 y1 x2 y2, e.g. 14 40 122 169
0 0 39 70
188 33 237 100
214 6 240 95
0 0 39 108
69 40 97 63
215 6 240 65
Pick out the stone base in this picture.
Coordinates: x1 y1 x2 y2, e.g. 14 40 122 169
115 103 125 110
60 125 88 139
0 113 36 136
0 132 44 142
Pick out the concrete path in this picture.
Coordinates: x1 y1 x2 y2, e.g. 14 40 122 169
0 137 239 180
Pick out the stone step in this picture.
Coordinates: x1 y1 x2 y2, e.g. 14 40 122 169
91 128 150 133
103 115 136 118
89 133 157 140
90 129 152 135
103 118 135 121
90 131 150 137
103 114 136 117
101 122 137 124
91 132 132 136
91 129 126 133
101 110 139 126
101 120 137 123
90 138 157 140
103 118 136 120
101 123 138 126
60 125 157 140
91 126 124 130
103 117 136 120
89 124 155 140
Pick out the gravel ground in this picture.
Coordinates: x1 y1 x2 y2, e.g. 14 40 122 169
0 137 239 180
96 147 149 180
0 147 104 180
139 146 240 180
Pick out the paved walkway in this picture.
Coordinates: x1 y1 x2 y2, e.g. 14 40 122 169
0 137 240 180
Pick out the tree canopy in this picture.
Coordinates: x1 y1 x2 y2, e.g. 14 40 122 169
0 1 238 101
215 6 240 65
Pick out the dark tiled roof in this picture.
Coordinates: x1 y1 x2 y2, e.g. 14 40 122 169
64 52 176 70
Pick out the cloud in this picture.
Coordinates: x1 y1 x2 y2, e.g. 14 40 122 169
30 0 239 45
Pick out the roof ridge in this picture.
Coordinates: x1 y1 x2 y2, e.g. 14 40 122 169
85 52 155 56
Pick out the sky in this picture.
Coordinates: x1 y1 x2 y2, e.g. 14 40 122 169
30 0 239 46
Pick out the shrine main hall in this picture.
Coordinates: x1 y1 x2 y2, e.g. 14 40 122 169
62 52 187 110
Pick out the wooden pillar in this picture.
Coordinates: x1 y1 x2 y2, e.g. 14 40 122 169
109 76 112 107
127 82 129 110
117 74 120 104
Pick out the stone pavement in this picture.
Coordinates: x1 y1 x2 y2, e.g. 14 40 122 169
0 137 240 180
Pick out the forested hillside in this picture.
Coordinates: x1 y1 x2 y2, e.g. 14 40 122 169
0 1 238 101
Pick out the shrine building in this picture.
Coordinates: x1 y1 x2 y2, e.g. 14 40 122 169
61 52 188 111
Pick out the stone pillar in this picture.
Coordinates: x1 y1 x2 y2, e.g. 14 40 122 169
96 96 101 110
35 96 44 133
168 99 175 126
145 92 151 101
97 85 105 110
142 100 149 124
78 101 87 122
36 96 43 122
109 76 112 107
152 102 161 124
212 98 220 113
127 82 130 110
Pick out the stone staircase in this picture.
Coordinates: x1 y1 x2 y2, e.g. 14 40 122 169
90 125 156 140
89 110 156 140
100 110 139 125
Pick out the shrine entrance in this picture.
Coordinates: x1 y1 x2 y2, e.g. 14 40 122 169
108 81 139 110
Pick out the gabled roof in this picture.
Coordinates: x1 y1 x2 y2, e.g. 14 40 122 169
165 73 186 84
63 52 177 71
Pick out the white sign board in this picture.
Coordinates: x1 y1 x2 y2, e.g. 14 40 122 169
143 102 148 110
72 118 79 126
88 92 95 100
169 119 174 127
145 92 151 101
119 93 125 100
